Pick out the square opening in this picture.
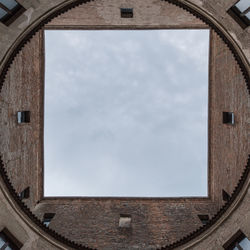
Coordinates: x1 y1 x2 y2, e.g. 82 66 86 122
227 0 250 29
223 230 250 250
0 0 26 26
120 8 133 18
222 189 230 202
17 111 30 123
43 213 55 227
119 214 132 228
198 214 209 225
223 112 234 125
19 187 30 200
0 228 23 250
44 29 209 197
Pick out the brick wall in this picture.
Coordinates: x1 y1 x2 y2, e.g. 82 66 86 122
0 0 249 249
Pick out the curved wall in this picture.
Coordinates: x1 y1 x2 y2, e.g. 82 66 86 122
0 0 249 249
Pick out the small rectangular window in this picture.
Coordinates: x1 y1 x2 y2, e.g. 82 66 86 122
198 214 209 225
120 8 133 18
17 111 30 123
119 214 131 228
0 228 23 250
0 0 25 26
0 7 7 19
223 112 235 125
0 0 18 10
223 230 250 250
228 0 250 29
19 187 30 200
43 213 55 227
222 189 230 202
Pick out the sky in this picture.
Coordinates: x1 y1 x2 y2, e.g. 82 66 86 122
44 29 209 197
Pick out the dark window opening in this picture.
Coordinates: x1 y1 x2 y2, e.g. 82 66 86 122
223 112 235 125
19 187 30 200
17 111 30 123
223 230 250 250
0 0 25 26
228 0 250 29
0 228 23 250
222 189 231 202
120 8 133 18
43 213 55 227
198 214 209 225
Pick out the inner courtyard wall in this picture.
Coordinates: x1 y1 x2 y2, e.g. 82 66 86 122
0 0 249 249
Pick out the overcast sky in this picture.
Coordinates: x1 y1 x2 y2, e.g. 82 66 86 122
44 29 209 197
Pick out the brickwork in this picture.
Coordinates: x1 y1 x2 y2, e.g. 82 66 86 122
202 0 250 58
0 0 249 249
46 0 206 29
209 30 250 206
33 199 218 249
0 31 44 208
0 173 74 250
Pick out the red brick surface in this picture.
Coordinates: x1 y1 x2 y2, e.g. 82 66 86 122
0 0 249 249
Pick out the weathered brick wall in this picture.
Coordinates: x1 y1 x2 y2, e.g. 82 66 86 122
209 30 250 206
46 0 206 29
34 198 218 249
202 0 250 58
0 0 249 249
0 178 72 250
189 183 250 250
0 31 44 208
